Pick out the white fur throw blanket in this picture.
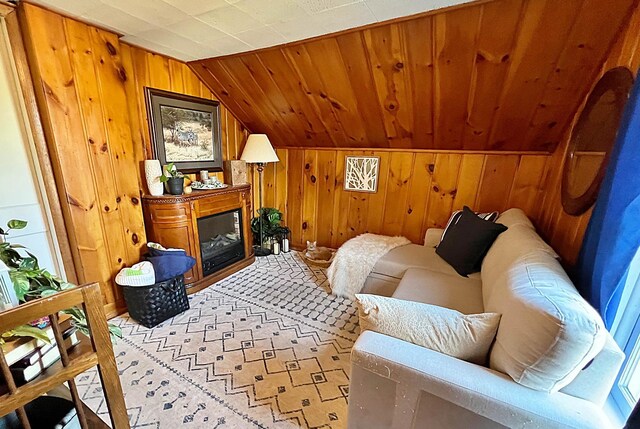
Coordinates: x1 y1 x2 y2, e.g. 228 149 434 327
327 233 410 298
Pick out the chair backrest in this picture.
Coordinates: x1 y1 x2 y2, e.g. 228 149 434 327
0 283 130 429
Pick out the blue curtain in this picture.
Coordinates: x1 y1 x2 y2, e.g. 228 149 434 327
577 74 640 328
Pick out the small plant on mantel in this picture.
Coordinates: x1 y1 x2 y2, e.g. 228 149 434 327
0 219 122 345
159 162 185 195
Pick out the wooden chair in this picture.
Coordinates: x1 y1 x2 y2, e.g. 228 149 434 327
0 283 130 428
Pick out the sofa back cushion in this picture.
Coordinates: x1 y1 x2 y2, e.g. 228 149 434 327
480 210 607 392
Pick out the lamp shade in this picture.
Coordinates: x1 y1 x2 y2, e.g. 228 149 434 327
240 134 279 164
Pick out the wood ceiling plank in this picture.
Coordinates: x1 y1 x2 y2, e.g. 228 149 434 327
239 54 312 146
433 5 483 150
304 38 371 147
363 24 415 149
282 44 351 146
401 16 435 150
205 59 289 144
258 49 335 147
525 0 638 151
192 61 260 132
335 31 389 148
222 56 300 145
463 0 524 150
488 0 584 150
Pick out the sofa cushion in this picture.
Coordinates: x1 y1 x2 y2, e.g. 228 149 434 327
436 206 508 276
372 244 481 280
356 294 501 365
392 268 484 314
494 208 535 229
481 223 559 306
485 251 607 392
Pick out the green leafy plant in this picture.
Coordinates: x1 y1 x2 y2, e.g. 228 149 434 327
159 162 184 183
251 208 290 244
0 220 122 345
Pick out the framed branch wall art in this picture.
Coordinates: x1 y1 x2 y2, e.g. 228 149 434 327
344 156 380 192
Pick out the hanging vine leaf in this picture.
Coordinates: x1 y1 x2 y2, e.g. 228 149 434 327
0 324 51 346
7 219 27 230
1 219 122 344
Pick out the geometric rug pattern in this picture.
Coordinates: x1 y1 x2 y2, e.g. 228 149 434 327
75 252 359 428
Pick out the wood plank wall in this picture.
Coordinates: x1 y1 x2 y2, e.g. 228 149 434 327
18 3 248 317
190 0 637 153
260 150 549 249
535 5 640 265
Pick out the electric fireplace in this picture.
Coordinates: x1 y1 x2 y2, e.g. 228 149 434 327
197 208 245 277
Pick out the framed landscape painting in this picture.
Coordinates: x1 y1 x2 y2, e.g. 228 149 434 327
145 87 223 172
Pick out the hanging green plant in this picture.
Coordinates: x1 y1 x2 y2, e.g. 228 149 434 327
0 219 122 345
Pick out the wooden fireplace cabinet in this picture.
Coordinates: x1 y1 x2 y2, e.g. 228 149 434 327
142 184 255 294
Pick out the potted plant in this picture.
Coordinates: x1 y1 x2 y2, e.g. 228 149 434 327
0 220 121 344
160 162 185 195
250 208 290 246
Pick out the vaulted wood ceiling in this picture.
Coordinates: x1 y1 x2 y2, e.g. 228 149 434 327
190 0 638 151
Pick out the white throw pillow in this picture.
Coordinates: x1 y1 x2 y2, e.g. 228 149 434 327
356 294 501 365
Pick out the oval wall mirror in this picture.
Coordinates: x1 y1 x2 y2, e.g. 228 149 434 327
562 66 634 216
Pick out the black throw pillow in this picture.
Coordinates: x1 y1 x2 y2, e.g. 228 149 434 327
436 206 508 277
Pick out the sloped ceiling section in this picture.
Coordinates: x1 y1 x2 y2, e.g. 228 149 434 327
190 0 637 151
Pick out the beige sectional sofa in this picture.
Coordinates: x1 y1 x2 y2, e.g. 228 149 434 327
348 209 624 429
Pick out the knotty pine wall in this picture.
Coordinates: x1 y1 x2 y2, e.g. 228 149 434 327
260 150 549 249
536 4 640 265
18 3 248 317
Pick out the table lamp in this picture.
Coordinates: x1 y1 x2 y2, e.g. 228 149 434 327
240 134 279 256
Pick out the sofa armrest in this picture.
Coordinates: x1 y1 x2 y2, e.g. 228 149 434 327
350 331 614 429
423 228 443 247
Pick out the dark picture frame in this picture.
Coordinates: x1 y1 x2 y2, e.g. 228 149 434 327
145 87 223 172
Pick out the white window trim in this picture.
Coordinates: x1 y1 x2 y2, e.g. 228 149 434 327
608 246 640 424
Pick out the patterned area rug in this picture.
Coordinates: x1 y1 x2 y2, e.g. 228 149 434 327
76 252 359 429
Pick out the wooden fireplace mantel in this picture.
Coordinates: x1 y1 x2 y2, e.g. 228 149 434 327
142 184 255 294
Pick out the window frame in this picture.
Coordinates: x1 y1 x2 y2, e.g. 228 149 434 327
610 246 640 419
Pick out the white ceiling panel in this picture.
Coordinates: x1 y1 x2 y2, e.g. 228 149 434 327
27 0 475 61
195 5 262 35
80 4 156 36
234 26 288 50
316 2 377 34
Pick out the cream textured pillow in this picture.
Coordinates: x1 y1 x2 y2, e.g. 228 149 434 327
356 294 501 365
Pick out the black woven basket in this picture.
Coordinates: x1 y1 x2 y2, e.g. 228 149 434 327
121 275 189 328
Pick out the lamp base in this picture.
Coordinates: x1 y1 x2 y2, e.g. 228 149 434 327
253 245 272 257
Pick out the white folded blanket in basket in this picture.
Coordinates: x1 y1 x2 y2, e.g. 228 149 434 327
115 261 156 287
